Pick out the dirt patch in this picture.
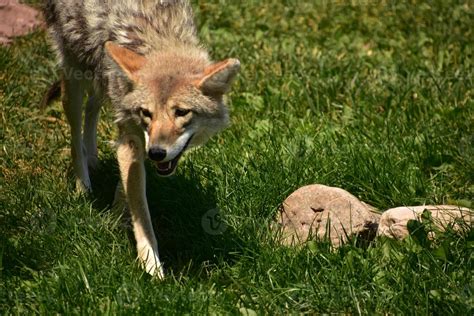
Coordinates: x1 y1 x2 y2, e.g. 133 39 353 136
0 0 43 45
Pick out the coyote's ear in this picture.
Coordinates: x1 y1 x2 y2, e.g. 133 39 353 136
196 58 240 96
105 41 146 81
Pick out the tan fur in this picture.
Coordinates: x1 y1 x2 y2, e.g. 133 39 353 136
43 0 239 278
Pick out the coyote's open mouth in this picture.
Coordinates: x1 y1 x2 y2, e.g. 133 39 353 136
154 135 193 176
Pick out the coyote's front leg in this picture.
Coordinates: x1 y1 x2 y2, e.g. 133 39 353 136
116 128 164 279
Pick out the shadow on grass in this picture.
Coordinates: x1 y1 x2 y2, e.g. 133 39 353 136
89 157 240 277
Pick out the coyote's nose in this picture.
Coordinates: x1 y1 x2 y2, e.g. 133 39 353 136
148 147 167 161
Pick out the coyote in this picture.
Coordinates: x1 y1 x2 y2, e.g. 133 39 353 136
43 0 240 278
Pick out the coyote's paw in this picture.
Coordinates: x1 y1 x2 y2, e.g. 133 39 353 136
137 244 165 279
75 177 92 194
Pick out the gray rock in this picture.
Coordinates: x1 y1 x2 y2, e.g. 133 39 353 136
278 184 380 247
377 205 473 239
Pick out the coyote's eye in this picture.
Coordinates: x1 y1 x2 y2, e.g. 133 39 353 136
175 108 191 117
140 108 153 119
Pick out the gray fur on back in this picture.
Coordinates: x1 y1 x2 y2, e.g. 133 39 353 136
43 0 204 90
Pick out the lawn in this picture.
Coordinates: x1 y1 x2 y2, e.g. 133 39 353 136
1 0 473 314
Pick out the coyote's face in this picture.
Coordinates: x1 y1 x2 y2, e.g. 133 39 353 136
106 42 240 176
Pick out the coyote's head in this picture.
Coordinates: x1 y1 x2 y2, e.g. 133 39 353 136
105 42 240 176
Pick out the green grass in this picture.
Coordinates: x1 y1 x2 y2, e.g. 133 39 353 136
1 0 473 314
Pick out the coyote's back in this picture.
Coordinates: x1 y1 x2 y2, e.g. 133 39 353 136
44 0 199 80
